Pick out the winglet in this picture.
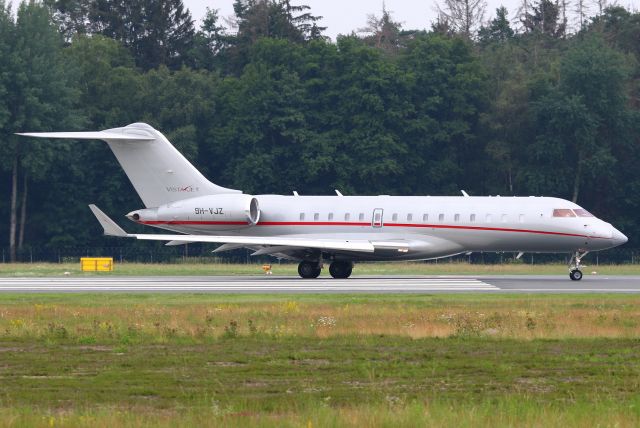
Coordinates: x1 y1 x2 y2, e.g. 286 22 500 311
88 204 128 237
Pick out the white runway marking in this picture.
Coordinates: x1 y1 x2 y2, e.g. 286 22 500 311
0 277 499 292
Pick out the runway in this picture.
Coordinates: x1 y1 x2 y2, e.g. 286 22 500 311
1 275 640 293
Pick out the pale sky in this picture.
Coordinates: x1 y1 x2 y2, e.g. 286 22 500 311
183 0 639 40
184 0 519 40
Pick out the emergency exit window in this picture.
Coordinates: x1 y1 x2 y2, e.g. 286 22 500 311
299 213 305 221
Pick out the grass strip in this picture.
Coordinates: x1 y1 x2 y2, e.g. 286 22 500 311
1 262 639 277
1 294 639 427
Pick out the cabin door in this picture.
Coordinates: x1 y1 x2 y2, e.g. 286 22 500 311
372 208 384 228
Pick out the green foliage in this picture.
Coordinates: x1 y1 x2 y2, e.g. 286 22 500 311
521 0 566 38
478 6 514 45
1 1 640 252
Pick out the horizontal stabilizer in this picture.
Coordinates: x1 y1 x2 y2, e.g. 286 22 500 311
88 205 128 237
17 131 154 141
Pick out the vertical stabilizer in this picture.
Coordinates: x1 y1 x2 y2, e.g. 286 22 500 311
18 123 241 207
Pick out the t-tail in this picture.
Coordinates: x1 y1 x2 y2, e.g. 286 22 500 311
17 123 240 207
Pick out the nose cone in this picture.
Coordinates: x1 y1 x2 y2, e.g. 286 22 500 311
612 228 628 247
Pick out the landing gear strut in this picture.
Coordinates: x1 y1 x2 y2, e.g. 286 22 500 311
569 251 588 281
329 261 353 279
298 261 322 279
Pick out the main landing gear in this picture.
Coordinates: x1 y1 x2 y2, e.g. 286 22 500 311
329 261 353 279
297 260 354 279
298 261 322 279
569 251 589 281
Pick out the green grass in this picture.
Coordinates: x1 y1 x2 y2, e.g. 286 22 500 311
1 261 639 277
1 294 640 426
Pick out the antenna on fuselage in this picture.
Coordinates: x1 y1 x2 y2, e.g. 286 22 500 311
461 190 470 197
335 190 344 196
293 191 299 196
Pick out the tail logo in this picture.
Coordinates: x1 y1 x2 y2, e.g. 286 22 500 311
166 185 200 193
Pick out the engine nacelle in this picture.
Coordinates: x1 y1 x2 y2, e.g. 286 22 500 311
127 194 260 229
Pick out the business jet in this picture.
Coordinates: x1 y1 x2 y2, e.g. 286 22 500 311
19 123 628 280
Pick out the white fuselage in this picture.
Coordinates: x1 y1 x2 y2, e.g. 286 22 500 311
131 195 627 261
20 123 628 271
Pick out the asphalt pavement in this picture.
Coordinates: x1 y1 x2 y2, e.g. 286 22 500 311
0 275 639 293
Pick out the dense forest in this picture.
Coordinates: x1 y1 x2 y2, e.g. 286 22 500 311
0 0 639 261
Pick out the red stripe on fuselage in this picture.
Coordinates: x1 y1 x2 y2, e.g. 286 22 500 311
138 220 604 239
141 221 249 226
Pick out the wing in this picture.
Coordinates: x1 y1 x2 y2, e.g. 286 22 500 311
89 205 376 253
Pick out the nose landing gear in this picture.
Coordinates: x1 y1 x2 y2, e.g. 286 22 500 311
569 251 589 281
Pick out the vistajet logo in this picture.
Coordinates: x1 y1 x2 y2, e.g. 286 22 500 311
166 185 200 193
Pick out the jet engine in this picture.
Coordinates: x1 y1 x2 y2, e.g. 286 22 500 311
127 194 260 229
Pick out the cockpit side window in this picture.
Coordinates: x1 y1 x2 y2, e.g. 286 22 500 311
574 209 594 217
553 209 576 218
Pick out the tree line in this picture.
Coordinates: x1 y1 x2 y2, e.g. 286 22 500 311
1 0 639 261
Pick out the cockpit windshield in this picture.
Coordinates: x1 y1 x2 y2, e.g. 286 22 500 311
553 209 576 218
573 209 594 217
553 208 595 218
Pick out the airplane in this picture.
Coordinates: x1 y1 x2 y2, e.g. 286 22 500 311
19 122 628 281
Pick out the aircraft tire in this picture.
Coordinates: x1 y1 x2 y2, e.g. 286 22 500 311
569 269 583 281
298 261 321 279
329 261 353 279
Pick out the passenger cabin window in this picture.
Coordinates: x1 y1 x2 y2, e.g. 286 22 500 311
345 213 350 221
392 213 398 221
553 209 576 218
407 214 413 222
423 214 428 222
439 214 444 222
359 213 364 221
454 214 460 222
300 213 305 221
314 213 319 221
470 214 476 222
328 213 334 221
574 209 594 217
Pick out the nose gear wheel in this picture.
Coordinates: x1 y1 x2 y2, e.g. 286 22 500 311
568 251 588 281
